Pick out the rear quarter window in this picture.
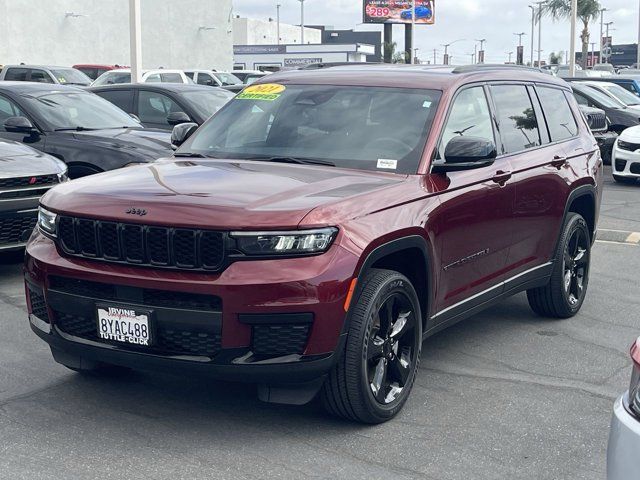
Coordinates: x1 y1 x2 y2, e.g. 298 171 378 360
490 84 542 154
3 68 28 81
536 86 578 142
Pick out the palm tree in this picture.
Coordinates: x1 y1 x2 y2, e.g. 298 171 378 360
543 0 601 69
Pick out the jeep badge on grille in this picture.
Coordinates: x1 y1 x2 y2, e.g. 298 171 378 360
125 207 147 216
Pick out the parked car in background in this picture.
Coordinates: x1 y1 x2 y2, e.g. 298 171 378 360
557 64 583 78
232 70 268 84
579 76 640 98
73 64 127 81
0 82 172 178
184 70 243 87
607 337 640 479
611 126 640 184
92 69 192 86
570 82 640 134
400 5 433 20
24 65 602 424
579 105 617 165
571 81 640 113
89 83 234 130
592 63 616 76
0 138 67 252
0 65 92 86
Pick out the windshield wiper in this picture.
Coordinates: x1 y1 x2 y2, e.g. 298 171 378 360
54 126 97 132
243 156 335 167
173 152 209 158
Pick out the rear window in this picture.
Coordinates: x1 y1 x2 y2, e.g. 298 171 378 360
536 87 578 142
50 68 91 85
4 68 28 81
491 84 541 154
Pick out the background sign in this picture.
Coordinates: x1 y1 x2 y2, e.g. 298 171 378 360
363 0 435 25
284 58 323 67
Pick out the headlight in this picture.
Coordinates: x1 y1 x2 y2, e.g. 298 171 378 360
231 228 338 256
57 169 68 183
38 207 57 236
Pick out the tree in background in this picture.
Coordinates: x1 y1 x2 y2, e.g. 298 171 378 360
544 0 601 69
549 51 564 65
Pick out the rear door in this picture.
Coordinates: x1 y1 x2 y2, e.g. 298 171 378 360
494 83 578 282
27 69 55 84
95 89 134 115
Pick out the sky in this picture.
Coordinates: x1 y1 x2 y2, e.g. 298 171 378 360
232 0 639 64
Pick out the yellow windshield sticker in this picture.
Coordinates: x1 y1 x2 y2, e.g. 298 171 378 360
237 83 286 101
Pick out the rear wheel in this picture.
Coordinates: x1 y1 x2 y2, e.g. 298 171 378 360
613 174 636 185
322 269 422 424
527 213 591 318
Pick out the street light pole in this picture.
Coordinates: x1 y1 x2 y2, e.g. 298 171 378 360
604 21 614 64
637 0 640 67
129 0 142 84
411 0 416 64
599 8 607 64
506 51 514 63
276 3 281 45
298 0 305 44
537 2 543 67
529 5 535 66
475 38 486 64
569 0 577 77
590 42 596 67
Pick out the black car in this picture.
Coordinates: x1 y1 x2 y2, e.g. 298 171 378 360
0 82 172 178
570 82 640 134
0 138 67 252
89 84 235 130
579 105 617 165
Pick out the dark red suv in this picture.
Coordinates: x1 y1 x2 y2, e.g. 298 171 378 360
24 65 603 423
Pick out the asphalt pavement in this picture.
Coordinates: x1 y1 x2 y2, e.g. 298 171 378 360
0 167 639 479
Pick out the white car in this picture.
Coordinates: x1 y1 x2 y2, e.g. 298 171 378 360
607 336 640 479
577 81 640 113
91 69 192 86
611 126 640 184
184 70 242 87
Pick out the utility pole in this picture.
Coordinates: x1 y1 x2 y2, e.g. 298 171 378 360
411 0 416 64
637 0 640 67
569 0 577 77
529 5 536 66
535 1 545 67
604 21 614 64
433 48 438 64
473 43 477 65
599 8 607 64
298 0 305 44
129 0 142 83
276 3 281 45
590 42 596 67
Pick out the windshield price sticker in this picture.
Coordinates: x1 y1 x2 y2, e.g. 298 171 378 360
237 83 286 101
377 159 398 170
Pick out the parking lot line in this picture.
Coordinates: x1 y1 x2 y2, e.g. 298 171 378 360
597 229 640 246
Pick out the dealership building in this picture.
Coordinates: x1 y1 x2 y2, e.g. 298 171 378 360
0 0 233 70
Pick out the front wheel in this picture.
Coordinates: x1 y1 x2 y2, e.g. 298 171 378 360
527 213 591 318
322 269 422 424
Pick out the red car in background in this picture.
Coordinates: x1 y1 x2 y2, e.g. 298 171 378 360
72 64 128 81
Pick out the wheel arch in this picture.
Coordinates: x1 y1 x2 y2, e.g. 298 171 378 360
564 184 597 244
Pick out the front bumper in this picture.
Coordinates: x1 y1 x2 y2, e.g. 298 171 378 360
593 131 617 164
607 393 640 480
25 230 358 384
612 144 640 178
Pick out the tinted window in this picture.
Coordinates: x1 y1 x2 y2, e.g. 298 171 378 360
184 72 195 80
77 67 98 80
160 73 182 83
29 69 53 83
145 73 161 83
95 90 133 113
491 85 541 154
0 94 26 128
438 86 494 159
93 72 131 86
137 90 182 125
4 68 28 81
536 87 578 142
196 73 216 86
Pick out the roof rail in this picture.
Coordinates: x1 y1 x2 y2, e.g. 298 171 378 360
452 64 543 74
299 62 384 70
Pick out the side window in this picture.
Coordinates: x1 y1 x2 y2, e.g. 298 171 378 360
184 72 195 80
4 68 28 81
491 84 541 154
96 90 133 113
29 69 54 83
573 92 590 107
438 86 494 159
137 90 181 125
0 95 27 128
196 73 215 86
536 87 578 142
160 73 183 83
145 73 161 83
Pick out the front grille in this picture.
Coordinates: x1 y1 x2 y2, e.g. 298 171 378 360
618 140 640 152
586 112 607 131
54 311 221 357
0 187 51 200
0 174 58 189
615 159 627 172
0 214 37 246
48 276 222 311
630 163 640 175
57 216 225 271
27 284 50 323
252 324 310 356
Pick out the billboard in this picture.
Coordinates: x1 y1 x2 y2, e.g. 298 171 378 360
363 0 435 25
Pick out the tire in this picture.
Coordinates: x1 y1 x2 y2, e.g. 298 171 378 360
527 213 591 318
613 174 636 185
322 268 422 424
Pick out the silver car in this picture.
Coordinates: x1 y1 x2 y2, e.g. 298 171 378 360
607 337 640 479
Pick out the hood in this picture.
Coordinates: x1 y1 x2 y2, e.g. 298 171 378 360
619 125 640 143
607 107 640 128
0 139 66 179
41 158 406 229
65 127 172 159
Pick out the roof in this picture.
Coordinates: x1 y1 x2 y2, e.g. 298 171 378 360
0 82 87 94
88 83 228 94
2 64 76 70
258 63 569 91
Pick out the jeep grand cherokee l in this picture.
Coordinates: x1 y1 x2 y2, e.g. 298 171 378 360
24 65 603 423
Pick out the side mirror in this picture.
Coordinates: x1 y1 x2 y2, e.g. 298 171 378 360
167 111 191 126
432 136 497 173
171 122 198 150
4 116 38 135
129 113 141 123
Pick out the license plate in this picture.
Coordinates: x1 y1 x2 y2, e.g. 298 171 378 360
96 304 152 346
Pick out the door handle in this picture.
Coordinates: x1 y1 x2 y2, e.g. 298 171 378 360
492 170 512 184
551 155 567 169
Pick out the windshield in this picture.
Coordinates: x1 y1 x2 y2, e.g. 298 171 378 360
180 90 235 119
180 84 441 174
578 84 626 108
213 72 242 86
21 92 140 131
601 83 640 105
50 68 92 85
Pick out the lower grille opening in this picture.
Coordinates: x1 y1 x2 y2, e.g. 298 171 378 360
615 159 628 172
630 163 640 175
28 284 50 324
0 214 37 246
252 324 311 357
54 311 221 357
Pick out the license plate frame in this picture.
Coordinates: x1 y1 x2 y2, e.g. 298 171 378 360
96 303 154 347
